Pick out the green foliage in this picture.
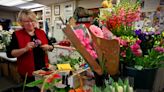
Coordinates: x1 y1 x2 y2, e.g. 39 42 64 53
26 78 62 91
134 49 164 70
92 78 132 92
57 55 81 69
26 79 44 87
111 24 135 37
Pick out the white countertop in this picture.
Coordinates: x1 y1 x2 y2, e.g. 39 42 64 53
0 52 17 62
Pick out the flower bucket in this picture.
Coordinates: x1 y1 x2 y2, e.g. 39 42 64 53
124 66 157 90
93 72 109 87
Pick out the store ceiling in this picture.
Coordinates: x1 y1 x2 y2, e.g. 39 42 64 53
33 0 71 5
0 0 71 12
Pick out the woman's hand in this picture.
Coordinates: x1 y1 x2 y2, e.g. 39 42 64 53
11 42 35 57
25 42 35 51
41 44 53 51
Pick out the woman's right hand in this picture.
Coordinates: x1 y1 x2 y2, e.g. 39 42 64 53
25 42 35 51
11 42 35 57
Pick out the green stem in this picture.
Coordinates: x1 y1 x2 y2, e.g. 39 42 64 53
23 73 28 92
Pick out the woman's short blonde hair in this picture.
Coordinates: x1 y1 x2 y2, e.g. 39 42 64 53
17 9 37 22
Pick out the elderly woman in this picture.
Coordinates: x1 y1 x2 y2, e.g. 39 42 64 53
7 10 53 85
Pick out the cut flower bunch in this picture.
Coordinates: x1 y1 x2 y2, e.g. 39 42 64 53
0 30 12 51
100 0 141 36
118 24 164 70
99 0 164 70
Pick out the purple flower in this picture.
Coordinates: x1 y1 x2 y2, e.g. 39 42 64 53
135 29 141 35
138 33 147 41
146 31 154 35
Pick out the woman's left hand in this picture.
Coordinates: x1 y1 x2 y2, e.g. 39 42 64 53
41 44 53 51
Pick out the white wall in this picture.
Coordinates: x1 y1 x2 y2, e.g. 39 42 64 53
0 10 16 21
77 0 102 9
142 0 160 12
50 0 76 41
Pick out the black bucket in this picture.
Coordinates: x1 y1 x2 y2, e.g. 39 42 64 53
93 72 109 87
124 67 157 90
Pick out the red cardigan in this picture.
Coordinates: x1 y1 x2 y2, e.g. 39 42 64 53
15 28 49 76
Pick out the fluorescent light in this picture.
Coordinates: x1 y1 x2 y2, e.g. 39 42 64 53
17 3 44 9
0 0 33 6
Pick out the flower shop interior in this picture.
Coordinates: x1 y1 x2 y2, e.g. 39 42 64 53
0 0 164 92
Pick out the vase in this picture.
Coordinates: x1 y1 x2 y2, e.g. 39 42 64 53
123 66 157 90
93 72 109 87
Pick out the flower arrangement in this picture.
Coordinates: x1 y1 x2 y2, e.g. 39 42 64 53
98 0 164 70
73 24 120 75
0 30 12 51
100 0 141 36
57 54 87 70
119 29 164 70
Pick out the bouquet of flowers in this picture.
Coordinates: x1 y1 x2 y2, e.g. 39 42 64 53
0 30 12 51
119 29 164 70
100 0 141 36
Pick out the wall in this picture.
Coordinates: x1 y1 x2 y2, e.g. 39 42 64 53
50 0 76 41
0 10 16 21
50 0 103 41
142 0 160 12
77 0 102 9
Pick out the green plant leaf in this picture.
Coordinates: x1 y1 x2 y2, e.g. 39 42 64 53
26 79 44 87
93 85 102 92
124 79 129 92
118 78 124 86
44 83 52 90
134 65 143 70
114 83 118 92
104 85 112 92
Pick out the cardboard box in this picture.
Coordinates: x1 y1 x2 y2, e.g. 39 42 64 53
9 63 22 83
0 63 9 77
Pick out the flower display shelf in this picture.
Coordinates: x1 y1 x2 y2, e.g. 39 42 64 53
63 25 120 76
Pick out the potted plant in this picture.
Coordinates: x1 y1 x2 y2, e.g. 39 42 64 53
98 0 164 89
118 30 164 89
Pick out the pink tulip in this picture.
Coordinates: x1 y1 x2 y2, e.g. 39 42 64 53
121 51 126 57
133 49 142 57
74 29 84 40
130 43 140 51
102 26 113 39
136 39 142 44
154 46 164 53
89 25 104 38
120 39 128 47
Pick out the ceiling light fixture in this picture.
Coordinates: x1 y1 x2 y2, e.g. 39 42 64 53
0 0 33 6
17 3 44 9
